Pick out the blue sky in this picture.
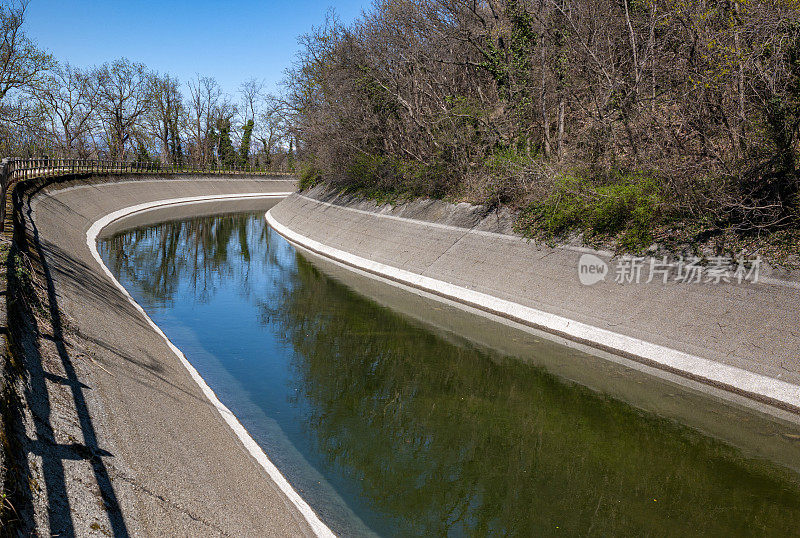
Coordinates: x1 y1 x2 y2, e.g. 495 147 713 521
24 0 369 96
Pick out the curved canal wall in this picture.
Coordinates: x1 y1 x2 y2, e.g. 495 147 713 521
5 173 799 534
5 174 331 537
267 186 800 423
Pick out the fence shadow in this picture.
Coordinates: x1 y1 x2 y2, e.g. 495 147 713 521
7 178 130 536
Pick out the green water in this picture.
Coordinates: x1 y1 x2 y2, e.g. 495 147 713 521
99 211 800 537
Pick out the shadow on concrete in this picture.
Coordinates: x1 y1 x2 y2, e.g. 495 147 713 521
35 235 210 405
7 177 130 537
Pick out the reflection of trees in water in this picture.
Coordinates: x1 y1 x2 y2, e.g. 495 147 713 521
99 212 276 304
102 216 800 535
264 256 800 537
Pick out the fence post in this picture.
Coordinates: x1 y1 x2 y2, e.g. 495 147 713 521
0 158 10 233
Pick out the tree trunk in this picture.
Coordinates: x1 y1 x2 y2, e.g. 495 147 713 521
557 98 565 161
541 46 552 159
733 0 746 158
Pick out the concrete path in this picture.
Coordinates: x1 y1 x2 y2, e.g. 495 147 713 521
268 188 800 422
17 176 324 536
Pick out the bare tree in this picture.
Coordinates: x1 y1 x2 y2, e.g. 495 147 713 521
254 94 287 168
286 0 800 228
32 61 97 157
0 0 52 154
0 1 51 102
92 58 152 159
239 77 265 125
147 73 185 163
187 75 222 165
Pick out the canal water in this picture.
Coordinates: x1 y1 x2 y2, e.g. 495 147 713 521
98 210 800 536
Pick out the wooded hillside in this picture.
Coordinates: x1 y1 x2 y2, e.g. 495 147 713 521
288 0 800 250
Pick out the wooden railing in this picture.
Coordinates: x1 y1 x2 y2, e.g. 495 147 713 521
0 157 294 233
1 157 291 182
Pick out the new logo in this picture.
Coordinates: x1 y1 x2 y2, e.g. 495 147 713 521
578 254 608 286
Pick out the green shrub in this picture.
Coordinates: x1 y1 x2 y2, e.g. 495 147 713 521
343 153 450 203
399 158 448 198
484 147 534 177
347 153 386 186
516 173 663 251
297 162 321 190
480 148 534 207
517 175 585 235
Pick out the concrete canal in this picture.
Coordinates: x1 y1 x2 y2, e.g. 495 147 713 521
98 209 800 536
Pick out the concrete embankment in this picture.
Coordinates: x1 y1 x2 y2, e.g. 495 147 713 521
4 174 326 537
267 186 800 423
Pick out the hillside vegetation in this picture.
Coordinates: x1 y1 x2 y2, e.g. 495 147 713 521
287 0 800 254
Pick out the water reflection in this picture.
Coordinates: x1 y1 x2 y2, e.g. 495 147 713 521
100 212 800 537
102 213 277 305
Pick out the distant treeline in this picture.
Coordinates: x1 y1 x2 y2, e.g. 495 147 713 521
288 0 800 244
0 1 294 170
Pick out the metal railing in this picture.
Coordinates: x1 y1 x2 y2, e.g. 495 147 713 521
0 157 294 232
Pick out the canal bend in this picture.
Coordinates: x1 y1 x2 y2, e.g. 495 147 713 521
98 210 800 537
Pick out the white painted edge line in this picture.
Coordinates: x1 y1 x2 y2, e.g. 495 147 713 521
296 193 800 290
266 209 800 413
86 193 335 538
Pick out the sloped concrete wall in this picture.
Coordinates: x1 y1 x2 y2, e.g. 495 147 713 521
269 186 800 420
6 174 332 537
